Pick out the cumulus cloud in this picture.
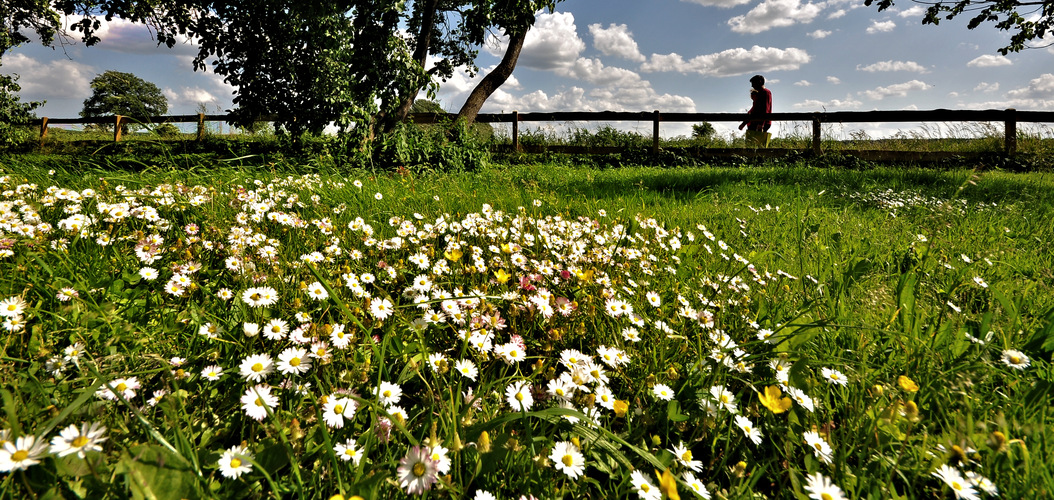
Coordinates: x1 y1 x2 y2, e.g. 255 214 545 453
857 60 929 73
681 0 752 7
0 53 95 103
967 54 1012 67
795 80 812 86
63 15 197 56
727 0 823 34
481 85 696 114
827 76 841 84
808 29 832 38
588 23 646 62
1006 73 1054 99
866 20 896 33
973 82 999 92
489 13 585 71
898 6 926 17
641 46 812 77
859 80 930 100
163 86 218 109
793 95 863 110
555 58 646 88
827 9 847 19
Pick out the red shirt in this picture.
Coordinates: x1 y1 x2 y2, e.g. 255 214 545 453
747 88 772 131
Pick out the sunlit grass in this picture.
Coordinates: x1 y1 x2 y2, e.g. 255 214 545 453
1 161 1052 499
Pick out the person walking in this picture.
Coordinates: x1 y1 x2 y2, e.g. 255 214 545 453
738 75 772 146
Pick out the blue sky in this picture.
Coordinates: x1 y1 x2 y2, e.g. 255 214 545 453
4 0 1053 138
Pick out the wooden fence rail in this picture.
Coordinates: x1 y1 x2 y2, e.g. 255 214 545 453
37 109 1054 157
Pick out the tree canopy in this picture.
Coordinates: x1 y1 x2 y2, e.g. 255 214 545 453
81 70 168 128
865 0 1054 54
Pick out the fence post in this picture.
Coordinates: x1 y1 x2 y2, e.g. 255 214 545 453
812 115 822 155
114 115 124 142
197 113 206 141
40 117 49 143
1004 108 1017 156
652 110 661 155
512 111 520 153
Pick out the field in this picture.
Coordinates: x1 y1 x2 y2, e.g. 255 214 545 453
1 156 1052 499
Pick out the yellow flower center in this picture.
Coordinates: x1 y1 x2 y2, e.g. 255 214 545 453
814 443 823 451
515 392 524 402
681 450 692 461
230 458 242 468
334 404 344 414
510 350 519 358
822 494 833 500
412 462 426 477
255 397 266 407
12 450 28 461
1010 355 1021 364
641 483 651 492
116 383 128 392
252 363 263 372
383 390 392 398
289 357 301 367
72 436 89 448
562 454 574 467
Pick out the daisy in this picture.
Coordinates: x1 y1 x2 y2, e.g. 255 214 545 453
622 327 642 342
63 342 85 367
49 421 108 458
138 267 159 281
330 323 352 349
217 444 254 479
56 287 79 301
306 281 329 301
97 376 140 401
630 469 662 500
550 441 586 479
547 378 575 401
240 384 278 421
734 415 762 445
670 442 703 472
376 381 403 407
683 471 711 499
474 490 497 500
370 297 395 320
803 431 834 464
454 359 478 381
932 464 979 500
428 444 452 474
653 383 675 401
426 352 447 373
322 395 356 428
710 385 738 414
263 318 289 340
396 445 439 495
803 472 847 500
334 438 364 465
787 386 816 412
276 347 312 376
821 367 849 386
239 353 274 382
0 434 49 472
505 380 533 411
201 365 224 381
1001 349 1030 370
646 291 662 307
595 385 616 411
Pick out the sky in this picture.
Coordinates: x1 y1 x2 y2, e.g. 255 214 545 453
4 0 1054 139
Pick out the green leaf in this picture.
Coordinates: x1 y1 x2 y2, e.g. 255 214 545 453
666 400 689 423
116 444 201 500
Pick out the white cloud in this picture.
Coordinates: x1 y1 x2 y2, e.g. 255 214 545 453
974 82 999 92
588 23 646 62
827 76 841 84
482 85 696 114
63 15 197 56
793 95 863 110
556 58 646 88
728 0 823 34
489 13 585 71
0 53 95 104
859 79 930 100
827 9 847 19
857 60 929 73
808 29 832 38
967 54 1012 67
641 46 812 77
866 20 896 34
681 0 752 7
1006 73 1054 99
898 6 926 17
163 87 218 109
795 80 812 86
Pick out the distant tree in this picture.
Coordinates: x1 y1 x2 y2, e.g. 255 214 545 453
411 99 446 114
80 71 168 131
0 73 40 148
692 122 716 140
865 0 1054 54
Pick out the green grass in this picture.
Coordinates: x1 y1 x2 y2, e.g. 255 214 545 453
1 159 1052 499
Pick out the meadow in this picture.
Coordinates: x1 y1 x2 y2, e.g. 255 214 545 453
0 156 1052 499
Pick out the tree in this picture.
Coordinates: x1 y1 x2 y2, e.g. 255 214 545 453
0 73 41 147
692 122 716 141
80 70 168 130
865 0 1054 54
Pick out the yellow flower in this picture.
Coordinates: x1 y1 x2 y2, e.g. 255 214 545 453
897 375 919 392
655 468 680 500
613 400 630 418
494 269 512 284
444 248 463 262
757 385 792 414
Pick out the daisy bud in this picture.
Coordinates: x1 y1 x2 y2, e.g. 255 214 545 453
478 431 491 453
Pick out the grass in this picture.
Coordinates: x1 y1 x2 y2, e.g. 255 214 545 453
0 158 1052 499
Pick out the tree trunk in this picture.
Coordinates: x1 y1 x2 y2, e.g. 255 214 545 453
378 0 439 135
455 30 526 127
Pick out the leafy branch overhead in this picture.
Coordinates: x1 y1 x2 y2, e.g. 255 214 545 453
865 0 1054 54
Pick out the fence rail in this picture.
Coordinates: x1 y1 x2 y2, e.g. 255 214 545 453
36 109 1054 157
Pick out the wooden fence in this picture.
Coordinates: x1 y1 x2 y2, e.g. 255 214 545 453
36 108 1054 158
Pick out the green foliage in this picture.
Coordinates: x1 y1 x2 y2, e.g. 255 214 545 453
692 122 716 141
865 0 1054 54
80 70 168 130
0 73 40 149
